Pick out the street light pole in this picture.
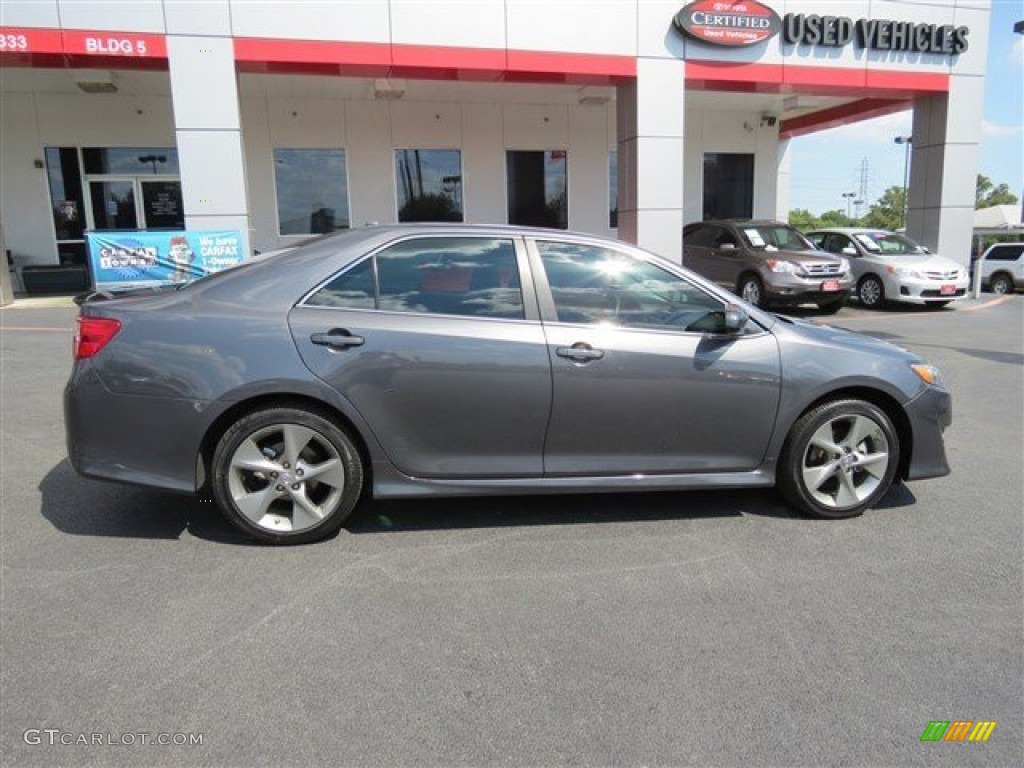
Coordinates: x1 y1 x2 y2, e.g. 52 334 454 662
894 136 912 229
842 192 856 222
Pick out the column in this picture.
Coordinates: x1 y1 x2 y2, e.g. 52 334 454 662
167 34 250 252
775 138 792 222
905 74 986 268
616 59 686 263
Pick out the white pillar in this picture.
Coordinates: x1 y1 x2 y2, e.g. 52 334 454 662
616 59 685 263
167 35 250 252
905 74 985 268
775 138 792 222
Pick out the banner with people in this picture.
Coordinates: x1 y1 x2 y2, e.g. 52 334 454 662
86 230 245 291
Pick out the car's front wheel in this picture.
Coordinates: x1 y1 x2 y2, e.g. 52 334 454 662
738 274 766 308
989 272 1014 295
857 275 885 308
778 399 899 519
211 407 364 544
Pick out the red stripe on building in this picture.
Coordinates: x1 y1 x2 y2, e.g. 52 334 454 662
779 98 910 138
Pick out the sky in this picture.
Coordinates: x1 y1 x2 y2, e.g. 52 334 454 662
788 0 1024 216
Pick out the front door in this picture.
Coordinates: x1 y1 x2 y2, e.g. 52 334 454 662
531 239 781 475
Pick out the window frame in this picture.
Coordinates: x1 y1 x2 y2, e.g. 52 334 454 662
298 234 542 323
272 147 351 239
524 236 764 337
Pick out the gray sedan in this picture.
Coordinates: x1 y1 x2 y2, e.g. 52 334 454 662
65 224 952 544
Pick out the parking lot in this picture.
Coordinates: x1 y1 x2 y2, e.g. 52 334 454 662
2 296 1021 766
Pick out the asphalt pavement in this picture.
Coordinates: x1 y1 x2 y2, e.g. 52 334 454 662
1 296 1021 767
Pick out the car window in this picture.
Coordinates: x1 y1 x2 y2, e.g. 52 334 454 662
740 224 814 251
823 234 852 254
987 244 1024 261
307 237 524 319
708 226 738 249
683 223 712 247
536 240 725 332
851 231 922 255
806 233 825 248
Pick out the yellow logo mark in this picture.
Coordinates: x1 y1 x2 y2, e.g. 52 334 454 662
968 721 997 742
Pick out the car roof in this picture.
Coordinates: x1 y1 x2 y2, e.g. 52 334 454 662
806 227 895 235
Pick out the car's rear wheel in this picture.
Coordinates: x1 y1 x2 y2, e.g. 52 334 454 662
990 272 1014 295
211 407 364 544
738 274 766 308
778 399 899 520
857 275 885 308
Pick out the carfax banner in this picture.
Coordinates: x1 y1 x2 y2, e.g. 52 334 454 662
86 230 246 291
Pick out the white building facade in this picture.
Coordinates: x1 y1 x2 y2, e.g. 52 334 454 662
0 0 990 273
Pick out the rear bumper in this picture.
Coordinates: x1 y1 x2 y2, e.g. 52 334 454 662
64 365 203 494
903 385 952 481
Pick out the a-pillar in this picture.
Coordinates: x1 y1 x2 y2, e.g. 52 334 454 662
905 76 986 268
616 59 686 263
166 20 250 253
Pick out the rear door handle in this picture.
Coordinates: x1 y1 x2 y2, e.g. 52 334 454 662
310 329 365 349
556 343 605 362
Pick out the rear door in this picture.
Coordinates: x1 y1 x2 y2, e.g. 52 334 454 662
289 235 552 478
530 238 781 476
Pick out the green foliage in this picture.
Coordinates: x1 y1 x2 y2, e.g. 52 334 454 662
861 186 905 231
788 208 820 231
976 174 1019 209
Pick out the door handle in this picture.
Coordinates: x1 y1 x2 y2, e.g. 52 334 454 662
556 343 605 362
310 329 365 349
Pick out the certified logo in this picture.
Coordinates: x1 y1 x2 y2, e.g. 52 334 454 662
673 0 782 47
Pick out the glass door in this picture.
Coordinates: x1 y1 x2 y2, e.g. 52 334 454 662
140 180 184 230
88 178 139 230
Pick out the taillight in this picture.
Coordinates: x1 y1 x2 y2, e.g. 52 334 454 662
73 317 122 359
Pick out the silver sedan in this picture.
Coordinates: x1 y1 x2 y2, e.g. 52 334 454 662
66 224 952 543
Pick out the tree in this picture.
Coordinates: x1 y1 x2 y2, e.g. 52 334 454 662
788 208 820 231
861 186 905 231
818 209 853 228
976 174 1019 209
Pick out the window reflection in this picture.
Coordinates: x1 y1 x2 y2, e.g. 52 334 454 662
395 150 463 222
507 150 568 229
274 149 350 235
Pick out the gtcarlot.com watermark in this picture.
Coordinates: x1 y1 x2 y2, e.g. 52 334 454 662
24 729 203 747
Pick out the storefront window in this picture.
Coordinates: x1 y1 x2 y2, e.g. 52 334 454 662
83 147 180 175
506 150 568 229
703 153 753 220
274 148 350 235
45 147 86 243
609 150 618 229
395 150 463 222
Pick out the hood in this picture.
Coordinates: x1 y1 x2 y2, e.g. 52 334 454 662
772 313 919 362
758 247 843 265
868 253 965 273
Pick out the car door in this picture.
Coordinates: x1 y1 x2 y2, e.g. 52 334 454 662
529 238 782 475
288 235 552 478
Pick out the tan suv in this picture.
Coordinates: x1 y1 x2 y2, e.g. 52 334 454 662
683 220 853 312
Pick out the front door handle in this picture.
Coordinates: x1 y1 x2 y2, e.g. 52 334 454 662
310 329 365 349
556 342 605 363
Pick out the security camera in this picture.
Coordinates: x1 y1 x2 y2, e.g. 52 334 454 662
760 114 778 128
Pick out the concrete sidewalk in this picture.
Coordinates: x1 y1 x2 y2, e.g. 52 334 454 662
0 295 78 309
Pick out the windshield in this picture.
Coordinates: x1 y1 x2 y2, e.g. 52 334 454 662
851 231 924 255
739 225 815 251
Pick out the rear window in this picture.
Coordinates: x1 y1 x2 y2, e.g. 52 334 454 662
987 244 1024 261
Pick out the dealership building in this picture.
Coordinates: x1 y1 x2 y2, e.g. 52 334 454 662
0 0 991 283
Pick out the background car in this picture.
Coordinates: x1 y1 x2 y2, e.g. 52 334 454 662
975 242 1024 294
807 228 969 309
66 224 951 544
683 220 852 312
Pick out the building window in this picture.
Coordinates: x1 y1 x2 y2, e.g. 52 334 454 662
82 147 180 175
395 149 463 222
273 148 350 235
609 150 618 229
703 153 753 220
506 150 568 229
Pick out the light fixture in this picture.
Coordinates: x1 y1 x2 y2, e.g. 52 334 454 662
74 70 117 94
577 86 611 106
373 78 406 100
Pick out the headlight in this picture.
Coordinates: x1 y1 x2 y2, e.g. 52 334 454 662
911 363 944 387
766 259 797 274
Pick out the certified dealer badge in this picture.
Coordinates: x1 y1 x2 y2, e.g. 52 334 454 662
674 0 782 47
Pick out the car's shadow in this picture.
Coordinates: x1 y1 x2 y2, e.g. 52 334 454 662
40 460 918 545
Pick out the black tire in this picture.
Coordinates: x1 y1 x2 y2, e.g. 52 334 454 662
990 273 1014 295
817 299 844 314
738 274 766 308
857 275 885 309
211 407 364 544
778 399 899 520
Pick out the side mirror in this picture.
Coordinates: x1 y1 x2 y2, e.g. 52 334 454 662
719 243 736 251
922 246 931 254
842 246 857 256
720 303 748 334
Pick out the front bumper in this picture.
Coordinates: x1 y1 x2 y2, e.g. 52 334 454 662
765 271 854 304
903 385 952 481
886 274 969 303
